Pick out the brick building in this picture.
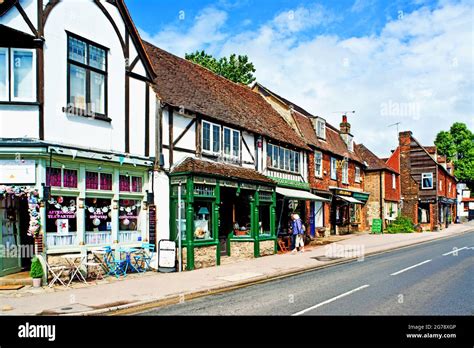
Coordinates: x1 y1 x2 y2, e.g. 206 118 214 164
398 131 457 231
355 144 400 231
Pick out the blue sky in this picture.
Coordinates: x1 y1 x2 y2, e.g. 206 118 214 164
126 0 473 156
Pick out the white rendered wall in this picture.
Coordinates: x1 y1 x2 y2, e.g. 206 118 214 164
0 0 38 35
0 105 39 138
154 170 170 242
129 77 146 155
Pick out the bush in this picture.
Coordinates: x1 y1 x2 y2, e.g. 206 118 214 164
387 216 414 234
29 256 44 279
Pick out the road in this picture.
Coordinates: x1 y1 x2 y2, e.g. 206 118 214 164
137 231 474 315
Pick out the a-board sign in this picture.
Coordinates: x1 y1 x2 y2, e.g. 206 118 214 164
371 219 382 234
148 205 156 245
158 240 176 272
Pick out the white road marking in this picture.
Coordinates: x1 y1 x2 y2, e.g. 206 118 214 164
442 247 469 256
292 284 370 316
390 260 432 276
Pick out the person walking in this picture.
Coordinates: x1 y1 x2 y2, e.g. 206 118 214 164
291 213 305 253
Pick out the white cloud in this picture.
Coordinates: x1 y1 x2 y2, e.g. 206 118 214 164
141 0 473 156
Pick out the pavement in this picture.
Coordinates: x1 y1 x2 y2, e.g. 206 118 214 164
0 221 473 316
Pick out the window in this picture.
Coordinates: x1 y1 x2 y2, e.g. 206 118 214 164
342 161 348 184
258 204 271 236
119 199 141 231
330 157 337 180
46 196 77 233
350 204 361 223
421 173 433 189
279 147 284 170
315 151 323 177
85 198 112 232
392 173 396 189
222 127 241 158
448 182 452 194
316 119 326 139
193 201 213 240
284 149 290 171
385 202 398 219
355 166 361 183
0 48 36 102
119 175 142 192
418 203 430 223
86 172 112 190
67 34 107 117
439 180 442 191
202 121 223 155
46 167 78 189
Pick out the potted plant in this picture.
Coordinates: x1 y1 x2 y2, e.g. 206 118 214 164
30 256 44 288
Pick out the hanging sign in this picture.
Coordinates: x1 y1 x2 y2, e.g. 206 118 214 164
158 239 176 272
0 160 35 184
148 205 157 245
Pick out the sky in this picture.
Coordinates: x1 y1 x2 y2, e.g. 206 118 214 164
126 0 474 157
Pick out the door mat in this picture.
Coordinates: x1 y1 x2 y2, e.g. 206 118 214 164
0 285 24 290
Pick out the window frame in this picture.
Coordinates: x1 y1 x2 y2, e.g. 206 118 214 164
316 119 326 139
0 47 37 102
267 143 300 174
355 166 361 183
0 47 8 101
342 161 349 184
330 157 337 180
222 126 241 159
421 172 433 190
202 120 221 155
66 32 108 120
315 151 323 178
392 173 396 189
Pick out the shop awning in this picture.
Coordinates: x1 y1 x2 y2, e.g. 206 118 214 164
336 195 364 204
276 187 330 201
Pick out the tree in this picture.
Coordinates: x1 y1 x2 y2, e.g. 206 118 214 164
185 50 256 85
435 122 474 187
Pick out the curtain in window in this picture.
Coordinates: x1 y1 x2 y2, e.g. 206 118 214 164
69 65 86 109
212 125 220 152
100 173 112 190
86 172 99 190
46 168 62 187
119 175 130 192
131 177 142 192
224 128 231 155
63 169 78 188
202 122 210 151
90 72 105 114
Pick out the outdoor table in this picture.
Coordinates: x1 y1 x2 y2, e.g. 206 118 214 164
117 247 140 273
62 254 88 286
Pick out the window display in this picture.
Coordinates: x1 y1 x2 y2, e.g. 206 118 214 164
194 202 212 240
119 199 141 231
85 198 112 232
46 196 77 233
259 204 271 235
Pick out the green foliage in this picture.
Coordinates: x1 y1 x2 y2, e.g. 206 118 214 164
387 216 414 234
29 256 44 279
434 122 474 186
185 50 256 85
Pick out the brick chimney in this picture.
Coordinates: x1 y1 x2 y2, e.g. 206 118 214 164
340 115 351 134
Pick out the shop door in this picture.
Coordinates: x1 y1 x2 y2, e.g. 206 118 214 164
0 196 22 276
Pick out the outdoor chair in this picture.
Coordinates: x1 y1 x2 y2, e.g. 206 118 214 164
133 243 156 272
46 263 67 288
102 246 127 278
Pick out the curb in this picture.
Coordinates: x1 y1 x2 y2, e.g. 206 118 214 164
70 228 474 316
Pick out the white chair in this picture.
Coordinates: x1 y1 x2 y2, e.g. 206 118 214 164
46 263 67 288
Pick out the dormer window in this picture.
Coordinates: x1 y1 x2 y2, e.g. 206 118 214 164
0 47 36 102
316 119 326 139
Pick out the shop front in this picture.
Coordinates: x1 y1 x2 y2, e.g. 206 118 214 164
438 197 456 229
170 159 277 270
330 188 369 235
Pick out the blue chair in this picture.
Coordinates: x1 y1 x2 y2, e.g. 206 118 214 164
134 243 155 272
103 246 127 278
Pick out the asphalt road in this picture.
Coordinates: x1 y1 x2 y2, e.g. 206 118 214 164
137 231 474 316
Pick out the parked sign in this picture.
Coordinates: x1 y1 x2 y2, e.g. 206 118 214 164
158 240 176 272
371 219 382 234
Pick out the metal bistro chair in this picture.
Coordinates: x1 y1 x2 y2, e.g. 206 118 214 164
133 243 156 272
46 262 67 288
103 246 127 278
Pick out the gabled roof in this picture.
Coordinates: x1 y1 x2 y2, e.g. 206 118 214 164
172 157 275 185
0 24 40 47
355 144 398 174
254 83 364 164
143 42 308 150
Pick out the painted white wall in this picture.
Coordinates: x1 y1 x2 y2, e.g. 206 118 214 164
242 131 255 169
0 0 38 35
0 105 39 138
154 170 170 242
129 77 146 155
148 88 157 157
173 113 195 149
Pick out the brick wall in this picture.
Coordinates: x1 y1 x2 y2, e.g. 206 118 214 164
438 168 447 197
308 151 331 191
399 132 419 224
384 171 400 202
364 171 382 228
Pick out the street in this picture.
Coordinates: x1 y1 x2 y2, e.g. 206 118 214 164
137 231 474 316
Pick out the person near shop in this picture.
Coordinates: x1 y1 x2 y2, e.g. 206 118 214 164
291 213 305 253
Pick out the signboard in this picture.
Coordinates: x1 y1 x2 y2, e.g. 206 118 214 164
371 219 382 234
158 239 176 273
148 205 157 245
0 160 35 184
353 192 369 202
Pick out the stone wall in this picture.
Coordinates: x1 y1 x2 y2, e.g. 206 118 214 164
259 240 275 257
364 171 382 228
193 245 217 269
229 241 254 260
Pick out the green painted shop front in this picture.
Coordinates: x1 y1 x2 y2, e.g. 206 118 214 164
170 175 277 270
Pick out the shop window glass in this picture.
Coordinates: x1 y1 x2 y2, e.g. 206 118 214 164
259 205 271 235
418 203 430 223
46 196 77 233
0 48 7 100
85 198 112 232
193 202 212 240
86 171 99 190
131 176 142 192
63 169 78 188
100 173 112 190
12 49 34 100
119 175 130 192
119 199 140 231
46 167 62 187
350 204 361 223
202 122 211 151
233 196 251 237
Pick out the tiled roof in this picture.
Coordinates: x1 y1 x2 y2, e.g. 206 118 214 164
355 144 398 174
172 157 275 185
143 42 308 150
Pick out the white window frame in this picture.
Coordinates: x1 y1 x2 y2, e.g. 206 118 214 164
448 182 451 193
10 48 36 102
342 161 349 184
355 166 361 183
439 180 442 191
202 120 221 155
232 129 240 158
315 151 323 178
0 47 8 101
330 157 337 180
392 173 396 189
316 119 326 139
421 172 433 189
222 126 240 158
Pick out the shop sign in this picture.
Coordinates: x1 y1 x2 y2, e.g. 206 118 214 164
148 205 157 245
0 160 35 184
221 180 238 188
270 177 310 190
336 190 352 196
353 193 369 202
371 219 382 234
171 176 187 185
158 240 176 272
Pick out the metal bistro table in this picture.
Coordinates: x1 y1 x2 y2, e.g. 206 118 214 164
117 247 140 274
62 254 88 286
